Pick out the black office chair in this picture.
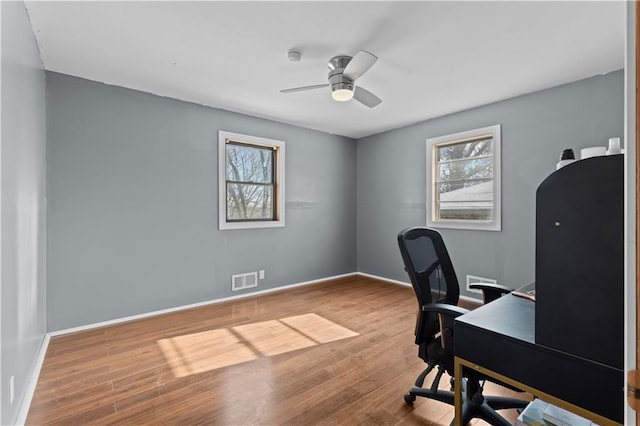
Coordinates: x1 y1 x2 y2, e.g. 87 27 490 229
397 227 527 426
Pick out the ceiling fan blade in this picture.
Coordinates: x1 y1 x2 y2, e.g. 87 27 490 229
343 51 378 81
353 86 382 108
280 84 329 94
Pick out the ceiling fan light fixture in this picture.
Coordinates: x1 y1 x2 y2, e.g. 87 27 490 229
331 83 354 102
332 89 353 102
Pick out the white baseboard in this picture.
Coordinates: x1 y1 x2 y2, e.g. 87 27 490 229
49 271 481 338
15 333 50 426
357 271 481 304
357 272 411 287
49 272 359 336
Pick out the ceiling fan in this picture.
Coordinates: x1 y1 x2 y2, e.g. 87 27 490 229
281 50 382 108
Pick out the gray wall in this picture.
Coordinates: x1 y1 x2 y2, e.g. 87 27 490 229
46 72 357 331
46 70 624 330
1 2 48 424
357 70 624 297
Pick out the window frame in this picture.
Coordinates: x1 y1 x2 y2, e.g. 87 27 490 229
218 131 285 230
426 124 501 231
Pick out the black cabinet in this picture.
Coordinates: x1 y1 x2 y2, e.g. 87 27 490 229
535 155 623 370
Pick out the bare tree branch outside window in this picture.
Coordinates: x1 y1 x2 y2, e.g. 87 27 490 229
225 142 275 221
435 136 494 221
427 124 501 231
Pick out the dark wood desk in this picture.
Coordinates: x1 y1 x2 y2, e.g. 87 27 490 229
453 293 623 426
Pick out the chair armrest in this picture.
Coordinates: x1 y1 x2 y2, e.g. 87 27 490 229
469 283 514 303
422 303 469 318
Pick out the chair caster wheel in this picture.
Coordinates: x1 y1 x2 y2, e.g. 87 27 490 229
404 393 416 405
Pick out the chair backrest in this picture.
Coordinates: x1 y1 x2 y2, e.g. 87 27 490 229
397 227 460 346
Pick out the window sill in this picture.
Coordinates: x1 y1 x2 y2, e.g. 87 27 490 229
219 220 285 231
426 220 501 232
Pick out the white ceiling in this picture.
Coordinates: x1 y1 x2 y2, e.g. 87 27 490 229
25 1 625 139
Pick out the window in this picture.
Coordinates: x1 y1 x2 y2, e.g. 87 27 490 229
218 131 285 230
426 124 501 231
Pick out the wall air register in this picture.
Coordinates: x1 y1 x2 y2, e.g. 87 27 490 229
232 272 258 291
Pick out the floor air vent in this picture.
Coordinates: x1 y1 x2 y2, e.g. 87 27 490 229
232 272 258 291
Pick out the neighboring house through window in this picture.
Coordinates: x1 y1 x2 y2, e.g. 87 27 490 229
426 124 501 231
218 131 285 230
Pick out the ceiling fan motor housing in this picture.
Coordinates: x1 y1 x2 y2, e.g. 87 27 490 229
328 55 352 71
328 55 354 93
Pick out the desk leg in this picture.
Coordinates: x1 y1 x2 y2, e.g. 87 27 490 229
454 357 462 426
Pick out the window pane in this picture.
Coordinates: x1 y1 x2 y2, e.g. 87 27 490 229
438 157 493 181
219 131 285 230
437 137 493 162
427 124 500 230
437 180 493 221
226 183 274 220
226 143 273 184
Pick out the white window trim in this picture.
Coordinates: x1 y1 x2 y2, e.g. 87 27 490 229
426 124 501 231
218 130 285 230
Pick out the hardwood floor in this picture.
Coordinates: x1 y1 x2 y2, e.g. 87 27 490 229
26 276 525 425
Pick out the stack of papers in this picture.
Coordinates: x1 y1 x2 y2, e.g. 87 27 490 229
515 399 597 426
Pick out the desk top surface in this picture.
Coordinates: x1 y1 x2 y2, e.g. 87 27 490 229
455 290 535 344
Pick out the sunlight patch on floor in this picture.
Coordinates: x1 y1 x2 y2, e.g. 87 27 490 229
157 328 258 377
157 313 358 378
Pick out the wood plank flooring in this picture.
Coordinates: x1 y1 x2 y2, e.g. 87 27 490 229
26 276 526 425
